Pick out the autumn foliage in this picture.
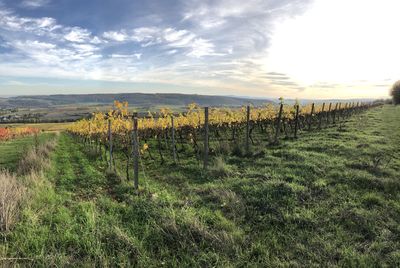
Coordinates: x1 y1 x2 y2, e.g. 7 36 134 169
0 127 40 141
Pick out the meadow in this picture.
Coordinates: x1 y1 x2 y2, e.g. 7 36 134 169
0 105 399 266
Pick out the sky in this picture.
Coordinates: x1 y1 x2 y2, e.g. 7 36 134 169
0 0 398 99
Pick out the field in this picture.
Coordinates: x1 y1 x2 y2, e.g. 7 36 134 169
0 105 399 266
1 122 71 132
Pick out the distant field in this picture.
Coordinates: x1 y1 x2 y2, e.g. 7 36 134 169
2 122 71 132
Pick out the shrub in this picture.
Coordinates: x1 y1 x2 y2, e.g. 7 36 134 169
390 80 400 105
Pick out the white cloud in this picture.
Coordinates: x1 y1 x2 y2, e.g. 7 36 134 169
103 31 128 42
0 10 59 33
132 27 162 43
129 26 219 58
20 0 50 9
64 27 92 43
187 38 218 58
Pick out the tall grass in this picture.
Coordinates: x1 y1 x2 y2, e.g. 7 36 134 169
0 138 57 232
0 170 25 232
17 139 57 175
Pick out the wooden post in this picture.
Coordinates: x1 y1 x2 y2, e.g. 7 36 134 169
333 103 338 124
294 104 300 139
88 122 92 146
171 116 177 163
308 103 315 131
204 107 209 170
327 103 332 125
318 102 325 129
132 114 139 191
274 104 283 144
108 119 113 170
245 105 250 154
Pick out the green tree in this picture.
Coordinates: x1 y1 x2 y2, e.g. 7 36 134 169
391 80 400 105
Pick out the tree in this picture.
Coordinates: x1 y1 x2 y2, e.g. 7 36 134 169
391 80 400 105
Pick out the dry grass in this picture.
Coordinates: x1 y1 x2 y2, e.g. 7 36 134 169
0 138 57 232
0 170 25 232
17 139 57 175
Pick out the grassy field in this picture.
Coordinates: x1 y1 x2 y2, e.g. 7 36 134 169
1 105 399 266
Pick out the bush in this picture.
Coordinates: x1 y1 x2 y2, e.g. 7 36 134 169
390 80 400 105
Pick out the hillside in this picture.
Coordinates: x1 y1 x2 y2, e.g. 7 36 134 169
3 93 273 108
1 105 399 266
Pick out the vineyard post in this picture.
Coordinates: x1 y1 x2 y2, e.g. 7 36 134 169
132 114 139 191
88 122 91 147
318 102 325 129
333 103 338 124
351 102 355 116
171 116 177 163
337 103 342 123
327 103 332 125
245 105 250 154
308 103 315 131
274 103 283 144
108 119 113 170
294 104 300 139
204 107 209 170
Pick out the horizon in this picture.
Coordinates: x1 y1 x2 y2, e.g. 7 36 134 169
0 91 382 101
0 0 399 99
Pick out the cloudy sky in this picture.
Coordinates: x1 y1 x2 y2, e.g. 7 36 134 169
0 0 398 98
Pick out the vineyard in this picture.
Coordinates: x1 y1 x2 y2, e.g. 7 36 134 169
0 126 40 141
68 101 377 188
1 104 399 266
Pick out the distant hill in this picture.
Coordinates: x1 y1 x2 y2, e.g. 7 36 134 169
2 93 274 108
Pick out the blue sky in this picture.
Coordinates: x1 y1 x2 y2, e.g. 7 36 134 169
0 0 398 98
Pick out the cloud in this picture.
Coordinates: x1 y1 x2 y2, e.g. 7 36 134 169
0 9 59 33
103 31 128 42
64 27 92 43
111 53 141 60
5 0 388 99
20 0 50 9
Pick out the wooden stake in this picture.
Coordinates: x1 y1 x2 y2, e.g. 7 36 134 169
308 103 315 131
108 119 113 170
294 104 300 138
274 104 283 144
204 107 209 170
327 103 332 125
132 114 139 191
333 103 338 124
171 116 177 163
245 105 250 154
318 102 325 129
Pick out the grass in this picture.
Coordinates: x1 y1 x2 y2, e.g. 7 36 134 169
1 105 399 266
0 133 55 171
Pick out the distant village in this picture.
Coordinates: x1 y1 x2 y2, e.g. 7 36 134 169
0 108 42 123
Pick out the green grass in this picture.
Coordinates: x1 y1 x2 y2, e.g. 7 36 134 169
0 133 54 171
1 105 400 266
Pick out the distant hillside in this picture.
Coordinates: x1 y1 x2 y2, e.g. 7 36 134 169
3 93 274 108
